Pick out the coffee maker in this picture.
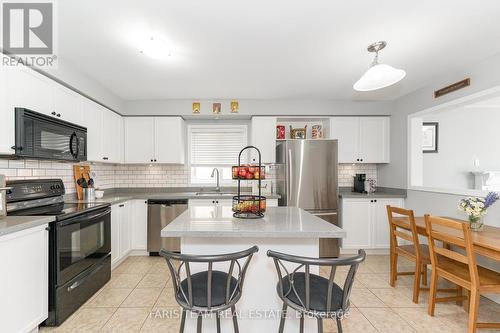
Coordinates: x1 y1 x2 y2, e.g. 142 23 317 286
353 173 366 193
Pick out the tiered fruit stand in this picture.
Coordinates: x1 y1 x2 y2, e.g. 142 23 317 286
232 146 266 219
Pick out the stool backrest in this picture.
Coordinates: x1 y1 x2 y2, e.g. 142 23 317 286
424 215 479 287
387 206 421 258
160 245 258 311
267 249 365 313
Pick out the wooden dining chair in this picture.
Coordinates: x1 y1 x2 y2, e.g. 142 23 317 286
386 206 430 303
425 215 500 333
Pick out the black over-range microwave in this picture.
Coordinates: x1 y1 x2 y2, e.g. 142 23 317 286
14 108 87 161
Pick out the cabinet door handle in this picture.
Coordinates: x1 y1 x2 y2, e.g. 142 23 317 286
119 204 124 207
150 159 153 162
154 159 157 162
103 157 109 160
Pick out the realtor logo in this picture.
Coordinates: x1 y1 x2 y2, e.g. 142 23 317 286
2 2 53 54
1 1 57 67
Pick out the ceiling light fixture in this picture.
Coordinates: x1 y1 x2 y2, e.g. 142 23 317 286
140 36 171 59
353 41 406 92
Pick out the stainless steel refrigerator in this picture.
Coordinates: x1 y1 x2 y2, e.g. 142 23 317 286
276 139 340 257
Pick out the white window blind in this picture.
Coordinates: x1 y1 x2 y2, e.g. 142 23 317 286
189 125 248 166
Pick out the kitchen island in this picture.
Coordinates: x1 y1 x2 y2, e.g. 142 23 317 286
161 206 346 332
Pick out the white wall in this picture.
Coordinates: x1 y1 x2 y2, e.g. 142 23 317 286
123 99 393 116
421 106 500 190
379 52 500 189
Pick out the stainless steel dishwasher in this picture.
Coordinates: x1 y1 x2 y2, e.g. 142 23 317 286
147 199 188 254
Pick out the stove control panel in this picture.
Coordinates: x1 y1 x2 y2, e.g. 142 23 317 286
6 179 65 203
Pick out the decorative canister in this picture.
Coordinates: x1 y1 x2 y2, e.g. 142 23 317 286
276 125 285 139
312 124 323 139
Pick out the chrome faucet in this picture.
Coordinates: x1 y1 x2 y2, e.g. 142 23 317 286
211 168 220 192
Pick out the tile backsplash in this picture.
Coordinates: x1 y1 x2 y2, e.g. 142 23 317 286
0 158 377 194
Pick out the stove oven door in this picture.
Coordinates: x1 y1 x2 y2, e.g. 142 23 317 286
56 207 111 286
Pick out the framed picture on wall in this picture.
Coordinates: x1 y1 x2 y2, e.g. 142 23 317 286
422 122 439 153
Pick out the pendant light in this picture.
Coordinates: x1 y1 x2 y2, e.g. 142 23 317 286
353 41 406 91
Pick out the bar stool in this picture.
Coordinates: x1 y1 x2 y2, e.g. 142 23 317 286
160 246 258 333
267 249 366 333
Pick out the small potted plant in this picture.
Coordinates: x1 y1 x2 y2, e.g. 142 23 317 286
458 192 499 231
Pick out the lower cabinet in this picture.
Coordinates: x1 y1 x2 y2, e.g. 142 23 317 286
131 200 148 250
341 198 405 250
0 224 48 333
111 202 131 267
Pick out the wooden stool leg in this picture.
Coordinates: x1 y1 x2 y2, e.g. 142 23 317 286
300 313 304 333
422 264 428 286
390 251 398 287
468 289 480 333
456 286 464 306
428 268 438 316
413 261 422 303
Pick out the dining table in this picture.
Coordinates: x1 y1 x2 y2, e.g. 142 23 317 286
393 216 500 261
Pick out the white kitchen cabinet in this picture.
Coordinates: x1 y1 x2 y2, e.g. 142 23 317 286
341 197 404 250
329 117 359 163
155 117 185 164
124 117 155 163
53 82 82 125
7 65 53 116
359 117 390 163
111 204 121 266
124 117 185 164
251 116 277 163
0 224 48 333
330 116 390 163
80 98 103 162
131 200 148 250
341 199 372 249
118 202 131 258
0 60 14 154
102 108 123 163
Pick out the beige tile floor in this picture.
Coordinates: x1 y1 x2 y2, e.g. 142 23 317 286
40 255 500 333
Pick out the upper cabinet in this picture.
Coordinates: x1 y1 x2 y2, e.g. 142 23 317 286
330 116 390 163
0 59 13 154
7 65 53 116
124 117 185 164
251 116 277 164
155 117 185 164
124 117 155 163
53 82 82 124
102 109 123 163
80 98 103 162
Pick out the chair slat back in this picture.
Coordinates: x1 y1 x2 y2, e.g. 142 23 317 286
267 249 366 314
160 246 258 311
424 215 479 287
386 206 420 258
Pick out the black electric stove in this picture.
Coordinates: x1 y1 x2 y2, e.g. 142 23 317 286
6 179 112 326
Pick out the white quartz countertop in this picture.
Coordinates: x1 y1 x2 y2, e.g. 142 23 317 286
161 206 346 239
0 216 54 237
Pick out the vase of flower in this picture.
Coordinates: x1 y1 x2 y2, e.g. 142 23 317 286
458 192 499 232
